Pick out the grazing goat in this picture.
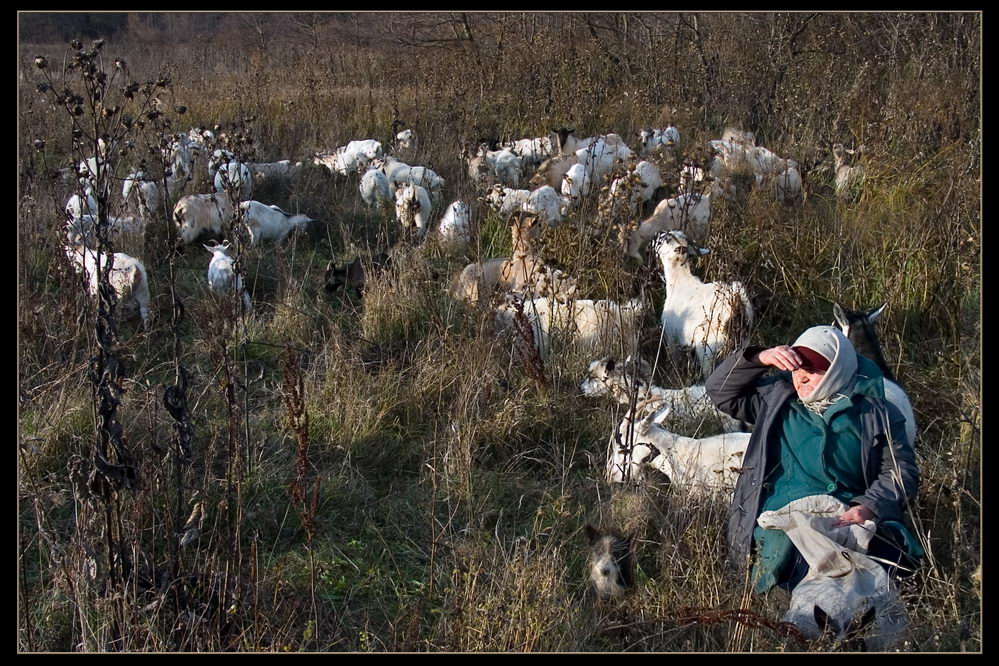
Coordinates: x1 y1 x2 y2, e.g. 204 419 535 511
832 303 917 445
608 406 751 498
475 143 523 188
314 139 384 176
626 193 712 260
173 194 234 246
123 171 189 220
495 295 644 358
574 134 635 184
359 167 392 208
66 213 145 247
437 200 472 247
528 152 579 191
66 189 99 224
484 185 565 226
608 161 663 217
638 126 680 154
238 201 314 246
213 161 253 202
204 241 250 312
655 231 753 377
508 136 555 173
63 243 151 328
580 356 745 433
394 182 432 239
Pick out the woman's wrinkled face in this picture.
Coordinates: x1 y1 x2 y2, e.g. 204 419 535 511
792 367 827 399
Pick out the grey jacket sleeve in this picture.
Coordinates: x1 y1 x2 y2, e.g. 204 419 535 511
852 400 919 523
705 346 772 425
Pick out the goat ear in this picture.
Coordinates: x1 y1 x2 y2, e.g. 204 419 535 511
832 302 849 329
867 303 887 323
204 243 215 253
691 246 711 257
651 407 672 426
605 358 616 373
584 524 602 545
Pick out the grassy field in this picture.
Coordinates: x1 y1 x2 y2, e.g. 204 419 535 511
18 13 980 652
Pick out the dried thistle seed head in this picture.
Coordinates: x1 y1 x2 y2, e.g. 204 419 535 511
174 105 187 115
72 128 83 139
33 139 45 151
71 105 84 116
36 82 51 94
92 39 105 51
70 39 83 50
115 59 126 70
33 56 47 69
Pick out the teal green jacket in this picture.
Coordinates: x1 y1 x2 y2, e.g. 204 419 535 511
705 347 920 588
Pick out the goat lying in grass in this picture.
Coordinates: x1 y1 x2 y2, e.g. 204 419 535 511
495 295 644 359
607 406 751 499
580 355 746 433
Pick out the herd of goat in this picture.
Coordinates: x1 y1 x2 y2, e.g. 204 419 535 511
56 120 907 641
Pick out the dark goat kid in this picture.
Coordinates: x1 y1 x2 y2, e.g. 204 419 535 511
832 303 894 381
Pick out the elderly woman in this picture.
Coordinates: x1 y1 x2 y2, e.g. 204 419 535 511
705 325 921 593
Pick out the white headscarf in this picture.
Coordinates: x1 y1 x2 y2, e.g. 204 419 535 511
792 326 858 414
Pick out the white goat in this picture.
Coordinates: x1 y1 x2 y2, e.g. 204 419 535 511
238 201 314 246
437 200 472 247
509 136 555 173
359 167 392 208
314 139 384 176
66 213 145 247
774 159 803 202
204 240 250 312
65 187 98 220
377 156 445 193
207 148 235 180
394 129 417 151
655 231 754 377
627 193 712 260
580 356 745 433
638 126 680 154
560 162 593 206
173 194 234 246
63 243 151 328
478 143 523 188
575 134 635 184
608 161 663 216
213 161 253 201
495 295 644 358
123 171 189 220
608 406 751 498
394 182 432 239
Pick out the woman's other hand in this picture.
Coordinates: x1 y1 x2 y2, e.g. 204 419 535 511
832 504 875 527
